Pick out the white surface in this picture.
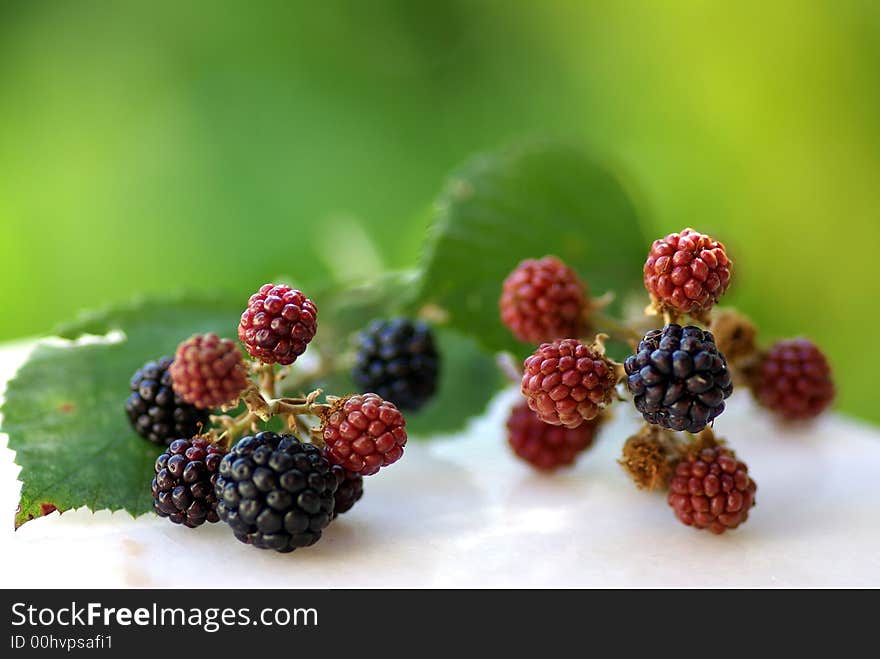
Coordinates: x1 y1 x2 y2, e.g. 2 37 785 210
0 340 878 588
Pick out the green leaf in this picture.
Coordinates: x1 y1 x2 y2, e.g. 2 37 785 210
312 270 420 347
417 141 649 356
3 296 242 527
405 329 505 436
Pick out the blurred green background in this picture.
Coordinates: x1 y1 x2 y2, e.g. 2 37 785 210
1 0 877 423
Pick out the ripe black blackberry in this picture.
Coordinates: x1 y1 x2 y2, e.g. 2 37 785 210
352 319 439 411
152 438 225 527
625 324 733 433
330 464 364 517
126 357 208 445
215 432 337 553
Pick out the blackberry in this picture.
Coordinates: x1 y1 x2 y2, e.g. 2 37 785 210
171 333 249 409
668 446 756 534
500 255 588 344
322 393 407 476
330 464 364 517
625 324 733 433
644 228 732 316
238 283 317 365
215 432 337 552
126 357 208 445
507 401 601 471
352 319 439 412
521 338 617 428
152 438 225 527
754 338 834 420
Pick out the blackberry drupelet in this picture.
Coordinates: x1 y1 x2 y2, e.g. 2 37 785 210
330 463 364 517
668 446 756 534
126 357 208 445
215 432 337 553
152 438 225 527
352 318 439 411
625 324 733 433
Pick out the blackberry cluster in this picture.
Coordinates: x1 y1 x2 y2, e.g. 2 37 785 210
352 319 439 412
668 447 756 534
755 338 834 420
625 324 733 433
644 228 731 315
521 338 617 428
126 357 208 445
500 256 588 344
322 393 407 476
215 432 337 553
507 401 600 471
170 333 249 409
238 284 317 365
152 438 225 527
330 464 364 517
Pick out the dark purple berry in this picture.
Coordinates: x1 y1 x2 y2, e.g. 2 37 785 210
152 438 225 527
625 324 732 433
352 319 439 412
126 357 209 445
215 432 337 553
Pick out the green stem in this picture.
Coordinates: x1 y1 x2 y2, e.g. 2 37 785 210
590 311 643 347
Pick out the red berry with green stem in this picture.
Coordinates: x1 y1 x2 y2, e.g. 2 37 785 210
754 338 834 420
644 228 732 316
500 256 589 344
238 284 318 365
521 338 618 429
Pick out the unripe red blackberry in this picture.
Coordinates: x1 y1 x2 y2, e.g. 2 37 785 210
500 256 588 344
668 447 756 534
625 325 732 433
126 357 208 445
644 228 731 315
507 401 601 471
215 432 337 553
170 333 249 409
330 463 364 517
754 338 834 420
238 283 317 365
521 338 617 429
322 393 407 476
152 438 226 527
